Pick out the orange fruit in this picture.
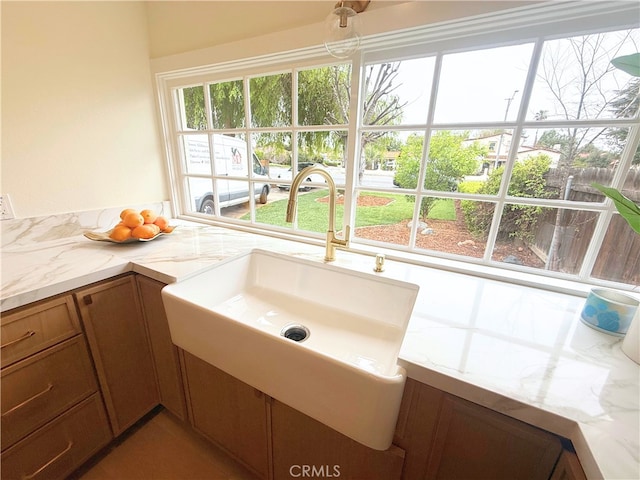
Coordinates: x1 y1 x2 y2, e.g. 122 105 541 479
123 212 144 229
140 209 158 224
109 225 132 242
132 224 160 239
153 216 169 231
119 208 137 220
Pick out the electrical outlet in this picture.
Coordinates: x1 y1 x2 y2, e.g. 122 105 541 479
0 194 16 220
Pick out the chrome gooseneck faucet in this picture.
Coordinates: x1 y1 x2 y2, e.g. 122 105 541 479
285 166 350 262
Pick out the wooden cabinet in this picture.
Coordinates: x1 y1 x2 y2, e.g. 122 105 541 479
1 294 81 368
2 395 112 480
426 395 562 479
394 378 562 480
1 337 98 449
181 350 270 479
75 275 159 436
136 276 187 420
271 399 405 480
393 378 445 478
1 295 112 480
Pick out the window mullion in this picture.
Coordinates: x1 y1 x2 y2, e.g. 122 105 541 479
344 57 363 236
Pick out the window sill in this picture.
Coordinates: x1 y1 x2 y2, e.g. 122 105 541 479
177 214 637 298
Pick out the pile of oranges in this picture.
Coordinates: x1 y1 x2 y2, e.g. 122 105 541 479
109 208 172 241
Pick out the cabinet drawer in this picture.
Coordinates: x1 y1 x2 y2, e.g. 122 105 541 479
1 393 112 480
1 296 81 367
1 336 98 450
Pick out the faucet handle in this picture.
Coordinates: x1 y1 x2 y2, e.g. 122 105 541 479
342 225 351 245
374 253 385 272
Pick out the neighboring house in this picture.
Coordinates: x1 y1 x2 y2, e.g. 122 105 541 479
464 133 561 171
516 146 562 168
383 151 400 170
463 133 514 173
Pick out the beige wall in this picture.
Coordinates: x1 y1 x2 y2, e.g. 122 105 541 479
1 1 166 218
1 0 533 218
147 1 531 68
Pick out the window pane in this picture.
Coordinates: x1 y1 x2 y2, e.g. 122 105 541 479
288 187 336 235
209 80 245 129
253 132 292 169
360 132 403 188
435 43 533 123
298 131 346 186
591 214 640 285
245 187 292 230
528 29 640 121
423 130 486 192
181 134 211 175
414 198 491 258
354 192 415 248
187 177 214 214
298 65 351 126
363 58 435 126
390 131 424 190
463 130 513 174
177 86 207 130
219 180 251 219
249 73 292 127
492 205 598 274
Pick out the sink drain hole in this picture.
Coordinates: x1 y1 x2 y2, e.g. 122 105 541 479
281 324 310 342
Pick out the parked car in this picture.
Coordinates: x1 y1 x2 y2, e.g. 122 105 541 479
277 163 328 191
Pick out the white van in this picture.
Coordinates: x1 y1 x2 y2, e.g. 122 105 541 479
182 134 270 214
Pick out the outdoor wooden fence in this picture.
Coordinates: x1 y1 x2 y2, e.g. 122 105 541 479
530 167 639 285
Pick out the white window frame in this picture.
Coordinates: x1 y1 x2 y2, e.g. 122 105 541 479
154 1 640 291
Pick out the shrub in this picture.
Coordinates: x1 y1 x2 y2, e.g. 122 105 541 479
463 155 552 241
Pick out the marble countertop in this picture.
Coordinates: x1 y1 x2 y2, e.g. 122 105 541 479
1 209 638 479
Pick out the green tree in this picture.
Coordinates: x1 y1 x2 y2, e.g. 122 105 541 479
394 132 486 219
180 64 406 170
181 86 207 130
209 80 245 129
607 78 640 165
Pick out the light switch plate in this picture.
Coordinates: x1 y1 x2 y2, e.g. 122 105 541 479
0 194 16 220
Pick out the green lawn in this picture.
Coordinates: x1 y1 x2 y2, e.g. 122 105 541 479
243 190 455 233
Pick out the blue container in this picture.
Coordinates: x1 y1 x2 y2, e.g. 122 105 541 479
580 288 639 337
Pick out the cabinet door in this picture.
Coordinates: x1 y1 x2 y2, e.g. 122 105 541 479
425 395 562 480
271 399 405 480
550 450 587 480
76 275 159 435
136 275 187 420
181 351 269 480
393 378 445 479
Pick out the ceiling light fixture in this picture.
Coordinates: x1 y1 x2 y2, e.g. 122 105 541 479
324 1 370 59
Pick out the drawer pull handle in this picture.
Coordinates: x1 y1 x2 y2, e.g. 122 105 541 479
2 383 53 417
22 441 73 480
0 330 36 349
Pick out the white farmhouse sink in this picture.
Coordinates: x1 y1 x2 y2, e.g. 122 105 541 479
161 248 419 450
